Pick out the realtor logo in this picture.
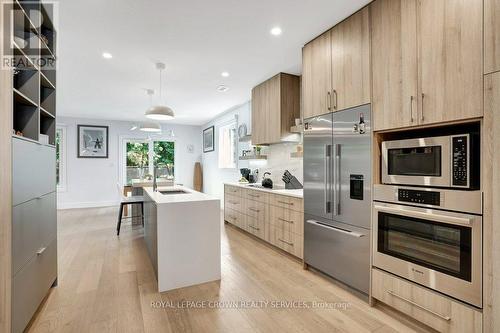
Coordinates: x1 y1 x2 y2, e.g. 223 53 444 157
1 1 58 70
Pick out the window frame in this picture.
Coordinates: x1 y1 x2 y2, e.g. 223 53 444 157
119 135 177 186
217 119 238 169
56 125 67 192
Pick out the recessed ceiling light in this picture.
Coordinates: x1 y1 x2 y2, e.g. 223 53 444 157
102 52 113 59
221 71 230 77
217 85 230 92
270 26 282 36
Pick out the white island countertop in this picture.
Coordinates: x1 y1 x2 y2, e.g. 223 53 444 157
224 182 303 198
143 185 219 204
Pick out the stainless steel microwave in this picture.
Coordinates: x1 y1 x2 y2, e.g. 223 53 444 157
382 134 479 189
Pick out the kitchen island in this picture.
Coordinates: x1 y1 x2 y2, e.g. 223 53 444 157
143 185 221 292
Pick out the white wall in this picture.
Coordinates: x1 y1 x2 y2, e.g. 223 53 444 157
57 116 202 209
201 102 303 200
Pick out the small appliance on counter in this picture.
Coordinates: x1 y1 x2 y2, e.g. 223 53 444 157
240 168 251 182
262 172 273 188
282 170 303 189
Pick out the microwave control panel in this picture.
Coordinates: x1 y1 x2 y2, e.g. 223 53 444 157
452 135 468 187
398 189 440 206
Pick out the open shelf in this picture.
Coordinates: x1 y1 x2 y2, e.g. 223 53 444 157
39 2 56 57
40 85 55 116
239 155 267 160
40 71 55 89
13 101 39 141
14 88 37 107
14 67 38 104
40 112 55 145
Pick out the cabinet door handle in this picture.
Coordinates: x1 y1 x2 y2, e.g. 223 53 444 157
278 238 294 246
36 247 46 256
277 200 293 206
248 208 260 212
327 91 332 111
249 225 260 231
410 95 414 122
333 89 338 110
248 194 260 198
421 93 425 121
278 217 294 224
387 291 451 321
228 200 239 205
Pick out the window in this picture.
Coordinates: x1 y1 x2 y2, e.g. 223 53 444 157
122 138 175 185
218 121 237 169
56 126 67 191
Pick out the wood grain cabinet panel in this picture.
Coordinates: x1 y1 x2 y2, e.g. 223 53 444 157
418 0 483 124
270 206 303 236
224 194 243 212
372 269 482 333
243 189 269 203
224 208 246 230
302 31 333 119
270 226 303 259
251 73 300 145
485 0 500 74
371 0 419 131
224 184 242 197
330 7 371 112
270 194 303 212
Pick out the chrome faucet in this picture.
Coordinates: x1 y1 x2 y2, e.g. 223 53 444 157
153 167 158 192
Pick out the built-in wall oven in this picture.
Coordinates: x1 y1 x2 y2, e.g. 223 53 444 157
382 134 479 189
372 185 482 308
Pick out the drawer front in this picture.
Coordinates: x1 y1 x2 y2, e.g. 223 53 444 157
12 239 57 333
224 185 242 197
224 208 246 229
244 199 268 221
246 216 266 240
225 194 244 212
13 138 56 206
270 206 303 236
12 192 56 275
372 269 482 333
270 227 303 259
270 194 303 212
244 189 269 203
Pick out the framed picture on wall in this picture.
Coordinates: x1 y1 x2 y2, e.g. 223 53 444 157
203 126 215 153
77 125 109 158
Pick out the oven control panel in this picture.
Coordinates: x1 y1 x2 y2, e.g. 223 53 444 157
452 135 469 187
398 189 440 206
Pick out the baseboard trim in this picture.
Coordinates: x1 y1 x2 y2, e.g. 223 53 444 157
57 201 119 210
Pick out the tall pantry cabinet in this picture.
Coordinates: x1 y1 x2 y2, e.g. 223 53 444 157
1 1 58 332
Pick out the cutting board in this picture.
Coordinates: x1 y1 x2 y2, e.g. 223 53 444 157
193 162 203 192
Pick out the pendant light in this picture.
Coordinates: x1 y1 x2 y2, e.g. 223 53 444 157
140 89 162 132
145 62 175 120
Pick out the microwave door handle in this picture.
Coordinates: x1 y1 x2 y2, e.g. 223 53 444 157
374 205 472 226
333 144 341 216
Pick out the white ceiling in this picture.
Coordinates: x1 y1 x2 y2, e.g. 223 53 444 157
57 0 371 125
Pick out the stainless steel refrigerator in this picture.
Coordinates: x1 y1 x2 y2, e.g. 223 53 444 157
303 104 371 295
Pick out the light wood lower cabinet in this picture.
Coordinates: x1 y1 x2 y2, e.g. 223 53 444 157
224 185 303 259
372 269 482 333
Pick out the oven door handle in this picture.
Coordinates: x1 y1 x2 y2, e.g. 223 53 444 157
374 205 472 226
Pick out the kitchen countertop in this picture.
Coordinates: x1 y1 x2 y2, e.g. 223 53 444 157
130 179 174 187
143 185 219 204
225 182 303 198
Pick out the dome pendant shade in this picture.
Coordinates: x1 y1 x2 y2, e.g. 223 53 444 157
139 122 161 132
145 105 175 120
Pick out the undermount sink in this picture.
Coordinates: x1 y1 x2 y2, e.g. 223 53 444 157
159 190 188 195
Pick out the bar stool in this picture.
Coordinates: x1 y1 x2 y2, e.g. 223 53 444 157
116 183 144 236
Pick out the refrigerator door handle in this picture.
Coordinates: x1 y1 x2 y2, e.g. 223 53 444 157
333 144 341 216
325 144 332 213
306 219 365 238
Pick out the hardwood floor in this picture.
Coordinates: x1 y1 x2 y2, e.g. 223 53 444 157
27 207 426 333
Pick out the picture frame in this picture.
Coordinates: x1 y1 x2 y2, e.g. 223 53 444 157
203 126 215 153
77 125 109 158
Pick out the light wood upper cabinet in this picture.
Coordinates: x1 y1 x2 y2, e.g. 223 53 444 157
371 0 419 131
302 32 332 120
331 7 371 111
485 0 500 74
418 0 483 125
371 0 483 131
251 73 300 145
